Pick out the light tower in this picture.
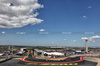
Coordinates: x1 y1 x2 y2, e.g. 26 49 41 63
85 39 88 53
81 37 88 53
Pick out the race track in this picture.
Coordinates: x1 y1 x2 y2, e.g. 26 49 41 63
0 58 97 66
0 52 98 66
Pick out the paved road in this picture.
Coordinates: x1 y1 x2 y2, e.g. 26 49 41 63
0 58 97 66
0 59 27 66
0 52 98 66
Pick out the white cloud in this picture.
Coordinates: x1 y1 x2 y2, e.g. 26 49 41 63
16 32 26 34
90 35 100 39
93 41 95 42
0 0 43 28
88 6 92 8
39 29 45 32
81 35 100 41
39 32 48 34
63 39 67 41
73 40 76 42
81 37 88 40
1 31 5 34
82 16 88 19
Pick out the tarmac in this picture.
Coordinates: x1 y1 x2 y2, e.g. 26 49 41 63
92 57 100 66
0 52 98 66
0 57 97 66
18 53 98 66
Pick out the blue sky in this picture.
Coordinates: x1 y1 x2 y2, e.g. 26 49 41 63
0 0 100 47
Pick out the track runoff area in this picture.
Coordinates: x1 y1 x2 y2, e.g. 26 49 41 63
18 50 97 66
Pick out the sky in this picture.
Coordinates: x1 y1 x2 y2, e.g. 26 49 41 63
0 0 100 47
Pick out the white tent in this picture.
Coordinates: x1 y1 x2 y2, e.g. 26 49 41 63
44 52 64 56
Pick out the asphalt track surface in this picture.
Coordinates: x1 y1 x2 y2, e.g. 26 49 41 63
0 53 98 66
0 58 97 66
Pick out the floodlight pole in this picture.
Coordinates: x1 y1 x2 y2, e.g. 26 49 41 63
85 39 88 53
